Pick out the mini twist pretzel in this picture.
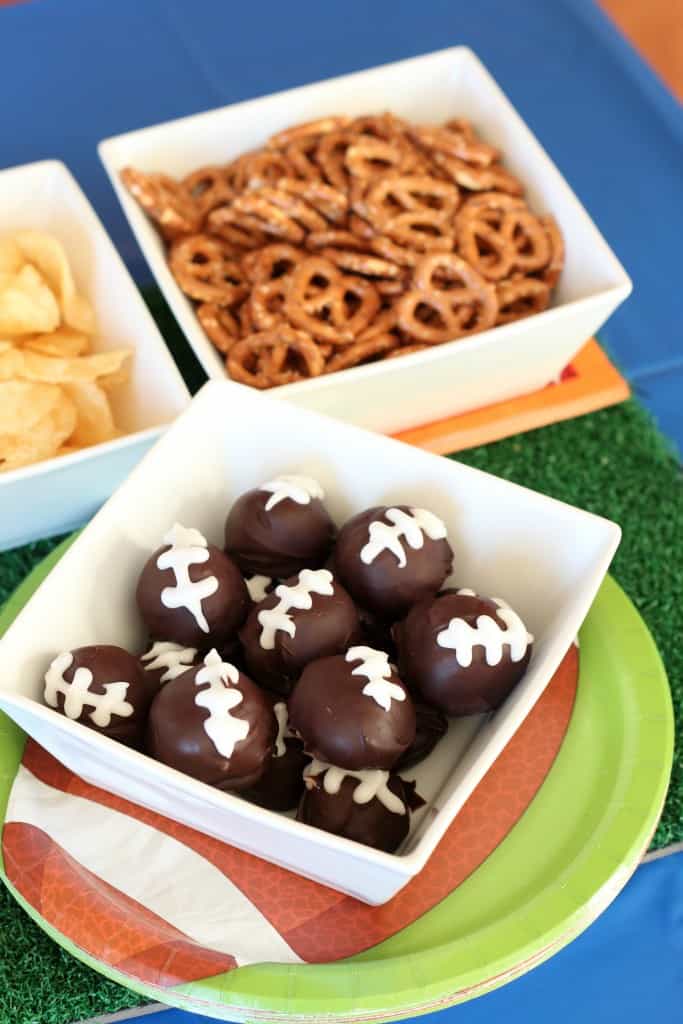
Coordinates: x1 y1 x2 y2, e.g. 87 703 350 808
284 257 380 344
255 187 328 233
455 196 523 281
182 165 235 219
370 234 421 268
227 327 325 388
196 302 240 353
501 209 551 273
345 137 407 180
306 229 367 251
230 150 295 191
267 116 351 150
121 167 200 240
496 277 550 324
384 209 454 253
241 243 305 284
315 131 357 189
432 152 524 195
206 206 270 249
408 124 499 167
275 178 349 223
169 234 249 304
366 175 460 229
398 253 498 342
319 247 403 280
539 214 564 287
285 135 325 181
324 333 398 373
249 278 291 330
385 342 430 358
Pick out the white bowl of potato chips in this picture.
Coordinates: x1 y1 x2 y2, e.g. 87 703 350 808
0 160 190 551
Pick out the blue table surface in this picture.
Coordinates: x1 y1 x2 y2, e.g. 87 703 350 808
1 3 681 1023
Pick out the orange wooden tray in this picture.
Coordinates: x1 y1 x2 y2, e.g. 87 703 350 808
394 339 630 454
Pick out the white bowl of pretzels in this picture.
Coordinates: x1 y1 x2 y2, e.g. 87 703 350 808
99 47 631 435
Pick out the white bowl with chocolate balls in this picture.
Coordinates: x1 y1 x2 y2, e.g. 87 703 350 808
0 381 620 904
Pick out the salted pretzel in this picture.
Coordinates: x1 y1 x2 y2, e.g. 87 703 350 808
398 253 498 342
431 151 524 195
227 327 324 387
539 214 565 287
182 165 234 219
121 167 200 240
345 137 407 180
496 276 550 324
169 234 248 304
284 257 380 343
249 278 291 330
366 175 460 229
318 247 403 280
324 333 397 373
267 116 351 150
384 209 454 253
196 302 240 353
408 124 499 167
241 243 305 284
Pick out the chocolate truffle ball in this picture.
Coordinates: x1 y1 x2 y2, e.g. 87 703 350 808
395 703 448 771
146 649 275 791
44 644 151 747
239 568 361 695
224 475 335 578
298 762 410 852
139 640 199 696
394 588 533 716
289 646 415 770
136 523 249 649
242 700 310 811
334 505 453 622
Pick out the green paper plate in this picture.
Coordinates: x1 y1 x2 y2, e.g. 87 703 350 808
0 539 674 1022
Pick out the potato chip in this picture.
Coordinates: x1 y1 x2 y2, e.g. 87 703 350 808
23 326 91 359
0 238 23 275
0 385 76 472
0 264 60 335
0 379 63 434
14 231 96 335
63 380 118 446
0 346 131 384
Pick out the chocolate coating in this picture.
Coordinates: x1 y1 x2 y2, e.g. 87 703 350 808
139 641 200 698
239 571 361 695
334 505 453 622
136 542 249 649
146 658 276 790
242 738 309 811
44 644 150 747
298 772 409 852
288 651 415 770
395 703 448 771
394 590 532 716
224 487 335 578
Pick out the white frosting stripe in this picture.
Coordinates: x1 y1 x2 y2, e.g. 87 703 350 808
141 641 198 683
304 760 406 815
44 652 134 728
360 507 447 568
437 595 533 667
194 650 249 759
245 574 272 603
273 702 289 758
346 646 406 712
259 475 324 512
157 523 218 634
257 569 334 650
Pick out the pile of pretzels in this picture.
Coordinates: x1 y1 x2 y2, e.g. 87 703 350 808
122 113 564 389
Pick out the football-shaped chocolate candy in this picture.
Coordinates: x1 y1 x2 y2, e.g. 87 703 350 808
334 505 453 621
242 700 310 811
394 588 533 716
224 475 335 578
136 523 249 649
288 646 415 770
239 568 361 695
44 644 151 747
146 649 275 790
298 761 410 853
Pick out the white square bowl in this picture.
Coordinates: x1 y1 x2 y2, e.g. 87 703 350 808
99 46 631 435
0 160 191 551
0 380 620 904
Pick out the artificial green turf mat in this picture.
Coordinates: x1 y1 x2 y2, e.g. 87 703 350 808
0 393 680 1023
